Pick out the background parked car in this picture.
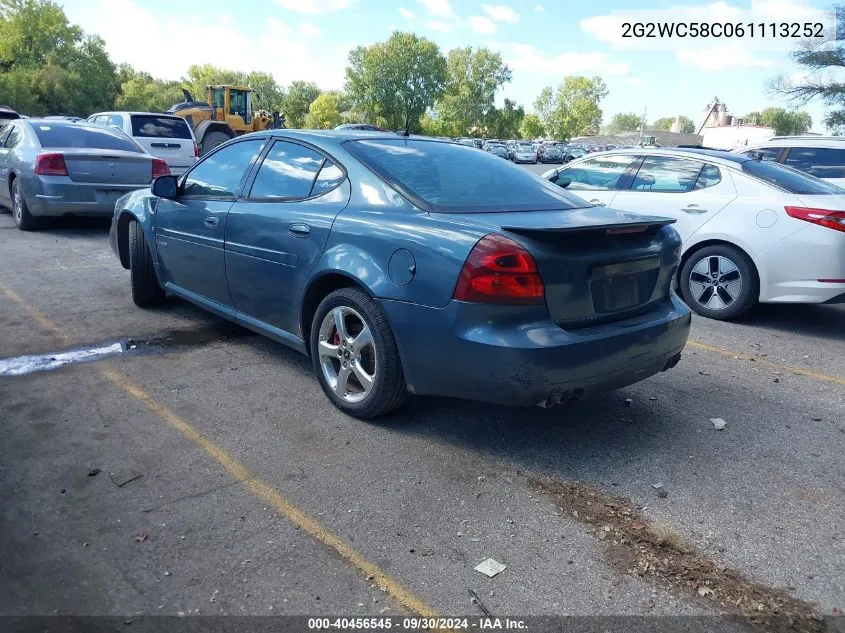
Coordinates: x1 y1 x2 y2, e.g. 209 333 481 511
88 111 198 175
544 148 845 319
737 136 845 187
334 123 388 131
0 119 169 230
44 116 84 123
538 144 562 164
511 141 537 164
112 131 689 418
0 106 21 124
483 142 509 159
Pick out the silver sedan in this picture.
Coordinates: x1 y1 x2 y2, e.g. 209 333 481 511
0 119 169 230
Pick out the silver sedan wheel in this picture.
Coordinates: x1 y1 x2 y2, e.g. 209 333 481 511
12 184 23 224
688 255 742 311
317 306 376 404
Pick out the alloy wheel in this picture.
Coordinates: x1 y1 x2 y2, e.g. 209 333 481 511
317 306 376 404
688 255 742 311
13 185 22 224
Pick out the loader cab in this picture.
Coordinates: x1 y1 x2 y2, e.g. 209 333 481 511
206 86 252 127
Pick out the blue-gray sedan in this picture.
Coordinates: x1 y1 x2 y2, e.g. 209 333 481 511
0 119 169 230
109 130 691 418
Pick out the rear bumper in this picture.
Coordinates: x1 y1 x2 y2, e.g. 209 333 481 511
379 295 691 407
20 176 149 217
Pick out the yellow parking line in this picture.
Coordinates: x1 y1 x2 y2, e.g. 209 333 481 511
688 339 845 387
0 282 437 618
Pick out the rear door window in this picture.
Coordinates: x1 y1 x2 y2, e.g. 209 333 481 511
694 164 722 190
181 138 265 198
106 114 125 129
5 126 23 149
562 155 640 191
347 138 587 212
742 160 842 195
131 115 193 139
248 140 325 199
783 147 845 179
33 123 141 152
0 124 12 146
629 156 704 192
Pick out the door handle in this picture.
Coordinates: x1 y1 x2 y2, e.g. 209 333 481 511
203 215 219 228
589 199 606 206
288 223 311 237
681 205 708 214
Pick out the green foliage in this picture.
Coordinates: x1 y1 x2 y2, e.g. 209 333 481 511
345 31 447 132
0 0 119 116
113 65 183 112
651 115 695 133
304 92 342 129
281 80 321 128
519 113 545 139
605 112 642 134
535 76 608 141
486 98 523 139
750 107 812 135
434 47 511 136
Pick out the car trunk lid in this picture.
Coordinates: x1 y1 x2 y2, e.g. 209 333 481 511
62 149 152 185
448 207 680 327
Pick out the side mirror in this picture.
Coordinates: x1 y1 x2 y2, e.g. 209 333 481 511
554 174 572 189
152 174 179 199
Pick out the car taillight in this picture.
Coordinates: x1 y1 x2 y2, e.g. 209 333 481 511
453 233 544 305
193 141 199 158
785 206 845 233
34 153 68 176
152 158 170 179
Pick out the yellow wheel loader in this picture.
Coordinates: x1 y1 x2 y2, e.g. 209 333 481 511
166 85 285 156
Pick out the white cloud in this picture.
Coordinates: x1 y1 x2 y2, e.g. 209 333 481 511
482 4 519 23
469 16 498 35
498 42 629 76
417 0 454 18
533 4 544 12
297 22 321 37
677 44 774 71
272 0 357 14
626 77 646 86
426 20 455 33
399 7 416 19
61 0 346 89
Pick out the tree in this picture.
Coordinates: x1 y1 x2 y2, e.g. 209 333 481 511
519 113 545 139
606 112 642 134
486 98 524 138
753 107 812 135
0 0 119 115
115 66 183 112
652 115 695 133
246 71 285 113
744 111 762 126
769 5 845 131
281 80 321 128
534 76 608 141
304 92 342 129
434 47 512 136
345 31 447 132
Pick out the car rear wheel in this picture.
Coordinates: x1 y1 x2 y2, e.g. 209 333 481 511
310 288 407 419
680 244 758 320
11 180 38 231
128 219 166 307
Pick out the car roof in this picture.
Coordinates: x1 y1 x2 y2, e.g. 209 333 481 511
745 137 845 149
576 147 752 167
89 111 187 118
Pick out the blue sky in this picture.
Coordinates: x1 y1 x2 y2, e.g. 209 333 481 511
60 0 832 131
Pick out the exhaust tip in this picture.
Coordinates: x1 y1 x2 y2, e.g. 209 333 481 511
662 353 682 372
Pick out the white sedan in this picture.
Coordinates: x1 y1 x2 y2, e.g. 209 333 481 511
543 148 845 320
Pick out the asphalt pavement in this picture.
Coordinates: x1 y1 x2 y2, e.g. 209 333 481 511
0 199 843 628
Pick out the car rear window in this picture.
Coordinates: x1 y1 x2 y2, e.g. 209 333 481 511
130 115 192 139
742 159 842 195
783 146 845 180
33 123 142 152
346 138 588 212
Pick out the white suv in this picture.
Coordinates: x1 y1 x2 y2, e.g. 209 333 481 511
87 112 198 175
737 136 845 188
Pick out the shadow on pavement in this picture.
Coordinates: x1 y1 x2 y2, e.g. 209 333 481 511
738 302 845 341
38 216 111 236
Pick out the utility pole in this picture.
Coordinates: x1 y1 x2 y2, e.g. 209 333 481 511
637 106 647 145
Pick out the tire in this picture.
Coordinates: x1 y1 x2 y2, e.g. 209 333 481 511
200 131 232 156
679 244 758 320
310 287 407 419
128 219 166 307
11 179 39 231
